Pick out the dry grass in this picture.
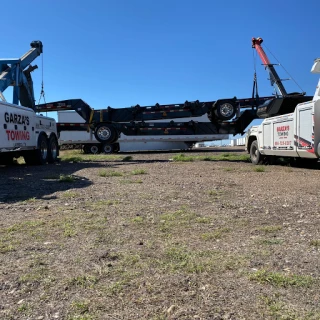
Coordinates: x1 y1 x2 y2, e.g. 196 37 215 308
0 148 319 319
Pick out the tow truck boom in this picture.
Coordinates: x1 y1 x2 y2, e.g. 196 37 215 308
0 41 43 110
252 37 311 118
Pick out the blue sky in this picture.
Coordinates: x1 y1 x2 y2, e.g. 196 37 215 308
1 0 320 141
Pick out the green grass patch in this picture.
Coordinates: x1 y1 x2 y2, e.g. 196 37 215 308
208 190 224 197
60 156 84 163
130 169 147 175
5 220 45 234
120 179 143 184
131 216 144 223
172 154 195 162
98 170 123 177
250 269 313 287
60 150 122 162
258 225 282 233
122 156 133 161
158 246 246 274
254 166 265 172
0 241 16 253
68 275 98 288
70 300 90 315
310 239 320 247
59 174 75 183
63 222 77 237
201 227 230 240
62 191 79 198
172 153 250 162
23 197 37 203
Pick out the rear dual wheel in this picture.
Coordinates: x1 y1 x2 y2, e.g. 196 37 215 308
24 133 58 165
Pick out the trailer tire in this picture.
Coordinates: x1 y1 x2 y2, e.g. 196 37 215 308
94 123 118 143
24 133 48 165
102 143 113 154
90 144 100 154
213 100 237 121
250 140 264 165
47 135 59 163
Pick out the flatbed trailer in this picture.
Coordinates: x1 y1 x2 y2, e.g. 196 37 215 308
37 95 275 147
56 111 229 153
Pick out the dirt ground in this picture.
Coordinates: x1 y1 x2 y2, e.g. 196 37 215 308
0 147 319 320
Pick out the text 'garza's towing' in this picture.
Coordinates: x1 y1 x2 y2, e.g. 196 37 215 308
0 41 59 165
36 39 286 154
246 37 320 166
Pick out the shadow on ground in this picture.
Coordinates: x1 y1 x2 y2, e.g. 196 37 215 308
0 160 121 203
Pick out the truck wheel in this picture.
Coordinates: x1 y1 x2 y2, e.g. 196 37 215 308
24 133 48 165
94 123 118 143
89 144 100 154
250 140 264 165
102 143 113 154
213 100 237 121
47 135 59 163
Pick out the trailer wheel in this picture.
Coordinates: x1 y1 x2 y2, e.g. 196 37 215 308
24 133 48 165
47 135 59 163
94 123 118 143
102 143 113 154
89 144 100 154
213 100 237 121
250 140 264 165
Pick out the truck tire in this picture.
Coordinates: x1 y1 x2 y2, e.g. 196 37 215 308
213 100 237 121
102 143 113 154
24 133 48 165
250 140 264 165
47 135 59 163
94 123 118 143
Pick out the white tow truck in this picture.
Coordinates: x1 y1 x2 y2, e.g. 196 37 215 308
246 57 320 166
0 41 58 165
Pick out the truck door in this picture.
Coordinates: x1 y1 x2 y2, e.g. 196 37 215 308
296 106 316 158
